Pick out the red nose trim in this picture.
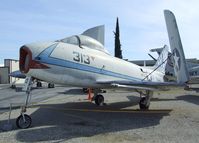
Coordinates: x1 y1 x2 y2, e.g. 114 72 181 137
20 46 32 73
20 46 49 73
30 60 49 69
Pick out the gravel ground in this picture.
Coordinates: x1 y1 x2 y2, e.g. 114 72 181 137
0 85 199 143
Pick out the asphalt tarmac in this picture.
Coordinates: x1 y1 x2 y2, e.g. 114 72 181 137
0 84 199 143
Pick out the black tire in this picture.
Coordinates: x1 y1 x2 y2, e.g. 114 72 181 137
36 82 42 87
48 83 55 88
11 85 16 89
139 97 149 110
82 88 88 93
16 114 32 129
95 94 104 106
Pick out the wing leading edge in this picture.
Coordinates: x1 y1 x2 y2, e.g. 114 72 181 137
97 80 186 91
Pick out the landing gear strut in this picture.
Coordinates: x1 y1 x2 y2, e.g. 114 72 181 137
139 90 153 110
16 77 33 129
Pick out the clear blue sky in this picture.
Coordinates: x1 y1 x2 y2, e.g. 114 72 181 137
0 0 199 65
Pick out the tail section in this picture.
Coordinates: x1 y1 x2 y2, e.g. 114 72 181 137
164 10 189 83
153 45 169 74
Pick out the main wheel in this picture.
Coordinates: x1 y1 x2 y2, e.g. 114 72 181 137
36 82 42 87
48 83 55 88
95 94 104 106
16 114 32 129
139 97 149 110
11 85 16 89
82 88 88 93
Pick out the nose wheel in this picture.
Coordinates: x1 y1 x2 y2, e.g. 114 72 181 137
16 114 32 129
16 77 33 129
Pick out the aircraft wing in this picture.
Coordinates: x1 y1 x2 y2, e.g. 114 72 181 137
9 70 26 79
97 80 186 91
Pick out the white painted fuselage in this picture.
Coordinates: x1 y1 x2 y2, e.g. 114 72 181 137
23 41 165 88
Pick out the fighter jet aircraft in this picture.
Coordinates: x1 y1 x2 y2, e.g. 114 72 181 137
16 10 189 128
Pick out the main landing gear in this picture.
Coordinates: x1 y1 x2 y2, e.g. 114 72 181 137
88 88 153 109
89 89 105 106
94 94 104 106
139 90 153 110
48 83 55 88
16 77 33 129
36 81 42 87
37 81 54 88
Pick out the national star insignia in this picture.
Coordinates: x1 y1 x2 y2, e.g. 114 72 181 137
173 51 180 71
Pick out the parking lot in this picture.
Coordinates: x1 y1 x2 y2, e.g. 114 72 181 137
0 84 199 143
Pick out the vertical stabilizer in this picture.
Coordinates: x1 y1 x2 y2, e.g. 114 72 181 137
164 10 189 83
82 25 105 45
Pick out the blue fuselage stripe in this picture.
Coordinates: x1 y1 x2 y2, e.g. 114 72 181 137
38 57 141 81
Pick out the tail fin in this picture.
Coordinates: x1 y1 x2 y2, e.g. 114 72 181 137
164 10 189 83
153 45 169 74
82 25 105 45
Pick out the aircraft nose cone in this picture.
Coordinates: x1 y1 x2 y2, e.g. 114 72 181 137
19 44 50 74
19 46 32 73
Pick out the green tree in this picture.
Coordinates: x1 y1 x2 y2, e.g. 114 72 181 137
114 17 122 59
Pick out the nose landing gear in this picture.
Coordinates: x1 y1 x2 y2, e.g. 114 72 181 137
16 114 32 129
16 77 33 129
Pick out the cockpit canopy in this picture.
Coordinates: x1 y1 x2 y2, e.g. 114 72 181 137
59 35 108 53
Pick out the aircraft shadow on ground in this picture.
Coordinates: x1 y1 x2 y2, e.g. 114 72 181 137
57 88 133 95
14 86 50 92
57 88 85 95
0 96 171 142
151 94 199 106
176 94 199 105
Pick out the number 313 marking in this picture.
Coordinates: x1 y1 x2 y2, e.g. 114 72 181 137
73 51 90 64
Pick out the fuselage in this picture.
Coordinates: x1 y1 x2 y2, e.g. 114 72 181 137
19 40 165 88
